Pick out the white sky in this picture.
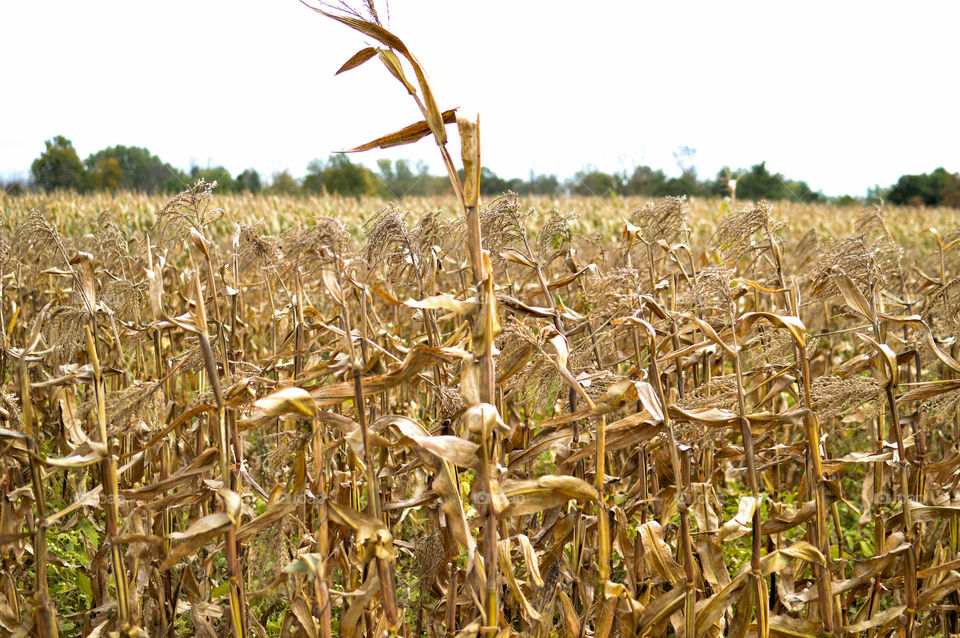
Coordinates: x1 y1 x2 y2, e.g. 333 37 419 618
2 1 958 196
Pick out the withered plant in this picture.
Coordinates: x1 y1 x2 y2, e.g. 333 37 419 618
2 5 960 638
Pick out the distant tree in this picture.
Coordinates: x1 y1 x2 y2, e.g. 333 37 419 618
303 160 326 194
379 159 452 197
416 161 452 196
865 185 888 203
719 162 821 203
571 167 622 196
84 145 184 192
624 165 669 196
512 173 560 196
31 135 88 191
375 158 396 197
304 155 375 197
91 157 123 192
731 162 783 200
480 166 523 195
462 167 522 196
266 170 300 195
190 166 234 192
941 172 960 208
527 174 560 196
1 178 26 196
664 172 705 197
832 194 862 207
887 167 956 207
234 169 262 193
657 146 708 196
377 158 421 197
478 167 508 196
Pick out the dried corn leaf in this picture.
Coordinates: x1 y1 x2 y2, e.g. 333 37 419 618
335 46 378 75
637 521 683 584
501 475 598 517
344 109 458 153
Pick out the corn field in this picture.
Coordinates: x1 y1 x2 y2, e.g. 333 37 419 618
4 4 960 638
1 185 959 638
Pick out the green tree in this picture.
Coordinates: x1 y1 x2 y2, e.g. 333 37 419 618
664 172 704 196
414 161 451 196
31 136 88 191
514 173 560 196
84 145 184 192
478 167 522 196
624 165 669 196
527 174 560 196
717 162 821 202
377 158 421 197
265 171 300 195
731 162 782 200
303 155 375 197
453 166 522 196
1 178 26 196
234 169 262 193
571 166 622 196
887 167 955 207
190 166 234 192
832 194 863 207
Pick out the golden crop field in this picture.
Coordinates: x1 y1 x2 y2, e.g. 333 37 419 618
1 184 960 638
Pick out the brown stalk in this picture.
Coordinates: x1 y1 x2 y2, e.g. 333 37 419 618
446 562 459 637
639 318 682 490
294 268 306 383
339 262 399 630
726 295 768 638
192 273 246 638
20 352 57 638
679 446 696 638
867 287 917 636
596 413 610 584
310 9 501 626
880 355 917 636
789 284 835 633
85 325 132 628
458 117 503 634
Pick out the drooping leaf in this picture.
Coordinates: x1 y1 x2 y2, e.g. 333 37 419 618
254 386 315 417
327 500 395 565
344 109 458 153
737 311 807 348
404 293 477 316
309 345 462 405
500 475 598 517
637 521 684 584
856 332 899 389
37 441 108 468
497 539 541 623
834 274 876 323
335 46 378 74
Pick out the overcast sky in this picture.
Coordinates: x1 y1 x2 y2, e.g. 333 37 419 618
2 1 958 196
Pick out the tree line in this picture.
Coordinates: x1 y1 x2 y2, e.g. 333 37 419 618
7 135 959 207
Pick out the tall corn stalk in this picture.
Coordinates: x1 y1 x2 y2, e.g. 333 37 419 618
191 272 246 638
19 320 59 638
306 2 501 631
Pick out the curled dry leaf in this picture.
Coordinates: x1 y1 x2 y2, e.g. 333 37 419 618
254 386 316 417
500 474 598 517
327 500 395 566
